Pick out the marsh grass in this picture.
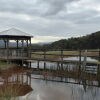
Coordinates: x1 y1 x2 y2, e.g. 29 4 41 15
31 50 99 60
0 84 20 100
0 83 33 100
0 62 16 71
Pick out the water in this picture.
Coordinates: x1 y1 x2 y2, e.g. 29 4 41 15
19 57 100 100
31 57 98 74
19 78 100 100
63 57 98 62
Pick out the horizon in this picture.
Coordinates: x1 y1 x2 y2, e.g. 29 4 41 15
0 27 98 44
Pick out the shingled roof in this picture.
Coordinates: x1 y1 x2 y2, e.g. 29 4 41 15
0 28 33 37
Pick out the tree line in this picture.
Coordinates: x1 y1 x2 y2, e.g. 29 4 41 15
32 31 100 50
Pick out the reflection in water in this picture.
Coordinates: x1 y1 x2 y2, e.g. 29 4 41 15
20 57 100 100
0 56 99 99
20 78 100 100
0 67 33 98
31 57 98 72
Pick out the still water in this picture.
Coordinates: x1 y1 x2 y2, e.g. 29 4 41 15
20 78 100 100
19 57 99 100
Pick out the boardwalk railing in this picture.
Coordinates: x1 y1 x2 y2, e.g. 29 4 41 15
30 49 100 75
31 49 100 64
0 48 29 58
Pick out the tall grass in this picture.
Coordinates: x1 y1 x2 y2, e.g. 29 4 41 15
0 84 19 100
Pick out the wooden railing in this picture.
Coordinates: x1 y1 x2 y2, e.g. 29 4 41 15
0 48 29 58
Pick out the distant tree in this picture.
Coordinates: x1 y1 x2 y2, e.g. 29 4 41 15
31 31 100 50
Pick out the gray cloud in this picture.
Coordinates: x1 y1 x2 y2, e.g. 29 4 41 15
0 0 79 16
39 0 79 16
0 0 100 43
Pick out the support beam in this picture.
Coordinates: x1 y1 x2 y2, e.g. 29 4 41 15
26 73 28 85
16 40 19 57
30 38 31 58
29 74 31 86
29 38 31 58
4 40 7 49
27 39 28 47
43 50 46 70
21 40 24 66
27 39 29 57
17 40 19 49
79 50 82 77
37 61 40 69
61 49 63 70
97 49 100 86
7 38 9 59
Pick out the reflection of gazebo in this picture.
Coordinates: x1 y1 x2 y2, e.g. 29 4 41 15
0 28 33 59
0 67 33 96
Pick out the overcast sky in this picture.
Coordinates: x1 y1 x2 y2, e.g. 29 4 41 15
0 0 100 43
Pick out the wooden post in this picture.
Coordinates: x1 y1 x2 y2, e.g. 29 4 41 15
61 49 63 70
29 74 31 86
16 40 19 57
29 62 31 68
4 40 7 49
26 73 28 85
79 50 81 76
26 39 28 47
17 40 19 49
22 73 23 84
7 38 9 60
44 50 46 70
97 49 100 86
27 39 29 57
21 40 24 66
37 61 40 69
3 40 7 58
82 50 87 71
57 62 60 70
22 40 24 57
29 38 31 58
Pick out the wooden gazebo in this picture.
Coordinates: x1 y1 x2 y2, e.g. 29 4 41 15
0 28 33 59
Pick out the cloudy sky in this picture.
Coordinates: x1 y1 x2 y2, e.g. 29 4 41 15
0 0 100 43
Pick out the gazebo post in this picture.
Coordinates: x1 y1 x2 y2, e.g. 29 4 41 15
17 40 19 49
27 39 29 57
7 38 9 59
21 39 24 66
4 40 7 49
16 39 19 57
29 38 31 58
22 40 24 57
27 39 28 47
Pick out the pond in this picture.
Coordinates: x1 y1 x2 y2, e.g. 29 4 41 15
63 57 98 62
31 57 98 73
19 77 100 100
19 57 100 100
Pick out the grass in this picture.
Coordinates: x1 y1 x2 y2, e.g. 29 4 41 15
0 62 16 71
31 50 79 59
31 50 99 60
0 84 32 100
0 84 19 100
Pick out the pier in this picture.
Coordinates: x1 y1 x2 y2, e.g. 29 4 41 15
0 28 100 88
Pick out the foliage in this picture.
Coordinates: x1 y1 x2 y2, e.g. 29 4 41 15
32 31 100 50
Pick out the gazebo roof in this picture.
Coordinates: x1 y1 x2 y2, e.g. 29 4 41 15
0 28 33 38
